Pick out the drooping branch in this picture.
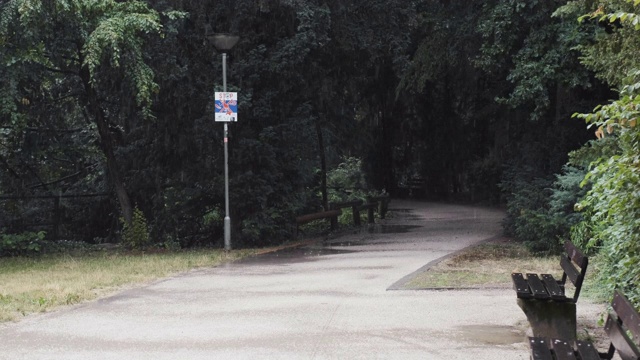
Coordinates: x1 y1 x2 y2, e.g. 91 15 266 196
28 168 87 189
39 64 78 76
0 154 21 180
25 127 85 133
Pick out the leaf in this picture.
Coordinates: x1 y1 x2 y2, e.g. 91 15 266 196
629 118 637 128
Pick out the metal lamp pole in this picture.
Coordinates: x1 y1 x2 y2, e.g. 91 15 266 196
209 33 239 251
222 52 231 251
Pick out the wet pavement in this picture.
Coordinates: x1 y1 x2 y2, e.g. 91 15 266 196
0 200 600 359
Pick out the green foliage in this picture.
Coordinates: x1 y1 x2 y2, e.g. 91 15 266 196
120 207 150 250
1 0 184 117
568 0 640 306
501 168 557 253
477 0 592 120
3 0 610 258
326 156 376 205
501 163 587 254
327 157 367 193
0 230 45 257
468 151 502 204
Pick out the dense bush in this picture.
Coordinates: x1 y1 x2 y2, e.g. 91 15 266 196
121 208 150 250
501 162 588 254
327 156 370 202
575 84 640 306
0 230 46 256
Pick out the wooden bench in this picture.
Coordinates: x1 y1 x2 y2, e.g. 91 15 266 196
512 240 589 340
295 209 342 237
529 290 640 360
367 194 390 219
329 200 363 227
295 195 390 237
359 202 378 224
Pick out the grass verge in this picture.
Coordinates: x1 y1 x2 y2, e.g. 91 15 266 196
0 249 255 323
400 237 606 296
402 237 562 290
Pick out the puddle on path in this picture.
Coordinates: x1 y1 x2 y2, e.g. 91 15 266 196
325 224 424 247
233 246 356 266
365 224 423 234
455 325 525 345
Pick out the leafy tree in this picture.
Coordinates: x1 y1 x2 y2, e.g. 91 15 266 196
0 0 184 229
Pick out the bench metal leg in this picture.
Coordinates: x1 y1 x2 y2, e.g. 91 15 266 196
517 298 577 341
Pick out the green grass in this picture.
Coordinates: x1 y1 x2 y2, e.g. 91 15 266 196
403 239 569 290
0 249 255 322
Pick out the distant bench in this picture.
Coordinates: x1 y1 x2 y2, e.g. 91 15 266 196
529 290 640 360
294 194 390 237
295 209 342 236
397 178 425 198
512 240 589 340
367 195 390 220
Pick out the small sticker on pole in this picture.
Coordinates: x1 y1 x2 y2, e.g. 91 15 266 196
214 92 238 122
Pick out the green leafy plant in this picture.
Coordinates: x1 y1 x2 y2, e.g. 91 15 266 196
120 207 150 250
327 157 367 193
0 230 46 257
572 48 640 307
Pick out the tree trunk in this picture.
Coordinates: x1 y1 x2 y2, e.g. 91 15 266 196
80 67 134 225
315 118 329 211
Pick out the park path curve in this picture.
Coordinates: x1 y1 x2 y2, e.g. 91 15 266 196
1 200 537 359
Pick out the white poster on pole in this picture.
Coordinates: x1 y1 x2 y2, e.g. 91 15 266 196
214 92 238 122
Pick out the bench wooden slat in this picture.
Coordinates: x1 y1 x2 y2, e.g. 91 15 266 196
604 315 640 360
612 290 640 345
559 257 582 289
605 291 640 360
359 202 377 209
564 240 588 269
295 209 342 225
526 273 551 299
551 339 578 360
513 240 587 306
330 201 363 227
541 274 565 301
559 255 581 285
575 340 601 360
529 338 554 360
329 200 363 209
512 272 533 299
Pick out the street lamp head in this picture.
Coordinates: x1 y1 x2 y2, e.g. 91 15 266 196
207 33 240 52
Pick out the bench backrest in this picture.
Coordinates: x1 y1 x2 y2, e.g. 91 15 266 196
329 200 363 210
603 290 640 360
559 240 588 302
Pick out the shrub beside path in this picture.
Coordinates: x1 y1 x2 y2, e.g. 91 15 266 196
0 200 604 359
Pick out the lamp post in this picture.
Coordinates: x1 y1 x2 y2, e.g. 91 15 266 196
208 33 239 251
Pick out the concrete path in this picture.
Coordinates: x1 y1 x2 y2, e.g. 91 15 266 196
0 200 598 359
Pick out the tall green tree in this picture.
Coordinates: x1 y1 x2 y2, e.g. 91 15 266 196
0 0 183 226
